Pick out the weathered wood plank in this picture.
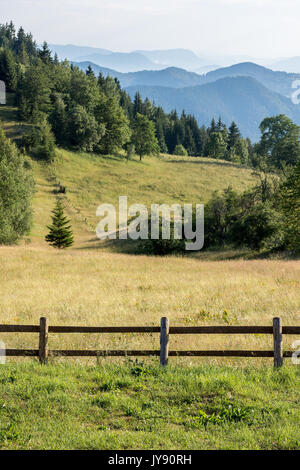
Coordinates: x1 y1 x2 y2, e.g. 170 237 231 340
160 317 169 366
0 324 298 335
169 326 273 334
273 317 283 367
5 349 39 356
49 350 160 357
282 326 300 335
48 326 161 333
4 349 294 358
168 350 274 357
39 317 49 364
0 325 39 332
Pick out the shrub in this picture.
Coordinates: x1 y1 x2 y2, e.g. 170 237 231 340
0 129 34 244
21 119 56 162
174 144 188 156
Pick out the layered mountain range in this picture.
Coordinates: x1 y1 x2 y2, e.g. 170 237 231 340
49 44 300 141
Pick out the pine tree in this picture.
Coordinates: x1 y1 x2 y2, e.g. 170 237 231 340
45 199 74 249
227 122 241 154
86 65 95 78
39 41 52 64
208 118 217 135
133 92 143 116
0 48 17 91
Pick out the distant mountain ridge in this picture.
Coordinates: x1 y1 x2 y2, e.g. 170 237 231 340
204 62 300 98
270 57 300 73
73 62 206 88
75 52 155 73
49 44 112 60
74 60 300 97
125 76 300 141
50 44 300 74
50 44 206 72
71 59 300 142
133 49 204 69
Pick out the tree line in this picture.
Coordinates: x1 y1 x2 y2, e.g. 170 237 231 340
0 21 249 164
1 21 300 172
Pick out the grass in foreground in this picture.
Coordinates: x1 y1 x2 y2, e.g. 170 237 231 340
0 362 299 450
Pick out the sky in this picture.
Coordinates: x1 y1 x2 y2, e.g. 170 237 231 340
1 0 300 58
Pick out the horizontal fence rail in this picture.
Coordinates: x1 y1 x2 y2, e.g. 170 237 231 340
0 317 299 367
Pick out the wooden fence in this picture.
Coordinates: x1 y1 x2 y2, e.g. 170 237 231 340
0 317 299 367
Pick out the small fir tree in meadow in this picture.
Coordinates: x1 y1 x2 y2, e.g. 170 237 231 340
45 199 74 249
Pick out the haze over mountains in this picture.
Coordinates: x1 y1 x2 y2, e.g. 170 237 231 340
49 44 300 141
127 77 300 141
49 44 217 72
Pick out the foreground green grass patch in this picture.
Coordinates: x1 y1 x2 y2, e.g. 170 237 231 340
0 362 299 449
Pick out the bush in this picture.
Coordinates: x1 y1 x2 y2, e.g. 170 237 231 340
138 215 186 255
204 183 285 251
0 129 34 244
21 119 56 162
230 203 284 251
174 144 188 156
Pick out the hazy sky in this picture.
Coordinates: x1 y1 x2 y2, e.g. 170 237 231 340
1 0 300 58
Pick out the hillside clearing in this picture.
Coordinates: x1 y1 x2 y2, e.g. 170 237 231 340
30 149 258 249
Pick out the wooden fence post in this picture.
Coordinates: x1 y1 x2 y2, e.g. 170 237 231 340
39 317 49 364
160 317 169 366
273 317 283 367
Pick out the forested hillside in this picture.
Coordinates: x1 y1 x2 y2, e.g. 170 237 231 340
0 21 299 254
126 77 300 141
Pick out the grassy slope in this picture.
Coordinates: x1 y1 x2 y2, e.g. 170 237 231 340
0 363 299 450
31 148 258 249
1 95 258 248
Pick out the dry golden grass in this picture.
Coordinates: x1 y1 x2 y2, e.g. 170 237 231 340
1 246 299 366
28 149 258 248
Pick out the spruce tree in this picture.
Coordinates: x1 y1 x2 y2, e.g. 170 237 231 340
227 122 241 153
39 41 52 64
45 199 74 249
0 48 17 91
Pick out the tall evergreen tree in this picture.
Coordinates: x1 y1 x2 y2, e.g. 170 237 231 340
133 92 143 116
17 62 52 121
45 199 74 249
132 113 160 161
227 122 241 152
0 48 17 91
86 65 95 78
39 41 53 64
205 131 226 159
